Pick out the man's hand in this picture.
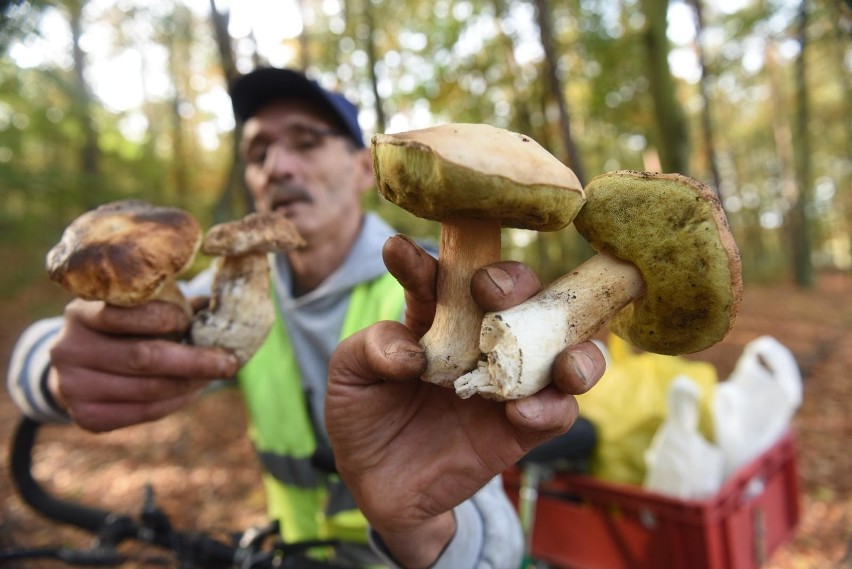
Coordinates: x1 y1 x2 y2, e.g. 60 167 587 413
325 235 605 568
48 298 239 432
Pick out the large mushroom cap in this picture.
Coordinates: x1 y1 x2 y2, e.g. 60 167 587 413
46 200 202 306
372 123 585 231
574 171 743 354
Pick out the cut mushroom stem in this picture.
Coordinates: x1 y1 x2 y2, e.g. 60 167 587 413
190 211 304 365
420 218 502 385
455 252 645 399
455 170 743 401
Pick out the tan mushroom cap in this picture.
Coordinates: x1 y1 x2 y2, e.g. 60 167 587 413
201 211 305 256
46 200 202 306
573 171 743 354
372 123 585 230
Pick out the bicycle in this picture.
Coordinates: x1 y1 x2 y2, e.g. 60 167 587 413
2 415 345 568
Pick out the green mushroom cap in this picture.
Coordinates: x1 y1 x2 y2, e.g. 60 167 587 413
574 170 743 355
371 123 585 231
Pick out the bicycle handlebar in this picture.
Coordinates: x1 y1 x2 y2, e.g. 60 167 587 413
11 416 119 533
3 415 341 568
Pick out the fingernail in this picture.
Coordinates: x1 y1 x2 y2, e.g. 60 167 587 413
515 398 541 420
384 340 424 362
484 266 514 296
219 354 239 376
571 350 595 386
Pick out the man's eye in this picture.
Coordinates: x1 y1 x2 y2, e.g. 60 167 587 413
291 134 322 151
247 146 268 164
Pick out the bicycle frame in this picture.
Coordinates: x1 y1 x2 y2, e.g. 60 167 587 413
3 415 340 568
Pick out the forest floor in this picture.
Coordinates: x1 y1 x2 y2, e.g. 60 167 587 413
0 271 850 568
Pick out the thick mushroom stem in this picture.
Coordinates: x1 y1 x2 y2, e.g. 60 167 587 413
454 252 645 400
189 211 304 366
421 218 502 386
190 252 275 365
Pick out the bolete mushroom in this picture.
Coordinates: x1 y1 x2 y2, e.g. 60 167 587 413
46 199 201 313
455 170 743 400
190 211 305 364
372 123 585 386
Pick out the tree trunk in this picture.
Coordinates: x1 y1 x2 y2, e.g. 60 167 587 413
687 0 721 195
209 0 251 221
639 0 690 174
363 0 386 134
791 0 814 287
532 0 586 185
67 0 100 207
492 0 534 137
827 0 852 271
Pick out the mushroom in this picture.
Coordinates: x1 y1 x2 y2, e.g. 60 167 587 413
372 123 585 386
45 199 201 313
455 170 743 400
190 211 305 365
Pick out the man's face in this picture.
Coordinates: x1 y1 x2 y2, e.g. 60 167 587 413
241 99 373 241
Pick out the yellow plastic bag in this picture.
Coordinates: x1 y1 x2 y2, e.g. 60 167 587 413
576 335 718 486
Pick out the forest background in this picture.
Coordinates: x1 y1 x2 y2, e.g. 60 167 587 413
0 0 850 567
0 0 849 290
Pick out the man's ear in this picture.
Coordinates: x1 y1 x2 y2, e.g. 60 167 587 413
354 147 376 195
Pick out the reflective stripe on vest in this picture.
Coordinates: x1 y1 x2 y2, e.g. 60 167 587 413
238 271 405 544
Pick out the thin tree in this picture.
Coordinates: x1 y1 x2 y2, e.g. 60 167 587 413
687 0 721 195
209 0 251 220
791 0 814 287
638 0 690 174
67 0 100 207
532 0 586 185
362 0 386 134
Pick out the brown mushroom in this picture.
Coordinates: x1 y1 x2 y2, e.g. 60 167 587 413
190 211 305 364
45 199 201 313
372 123 585 386
455 171 743 400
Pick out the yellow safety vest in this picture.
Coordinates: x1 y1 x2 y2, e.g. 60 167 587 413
237 272 405 546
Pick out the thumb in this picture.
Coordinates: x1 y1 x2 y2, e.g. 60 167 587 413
329 321 426 388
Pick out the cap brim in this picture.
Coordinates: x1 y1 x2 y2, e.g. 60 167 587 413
229 68 364 147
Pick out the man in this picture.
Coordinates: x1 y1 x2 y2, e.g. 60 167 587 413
7 67 605 567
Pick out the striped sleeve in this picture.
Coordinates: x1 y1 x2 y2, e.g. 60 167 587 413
6 317 71 423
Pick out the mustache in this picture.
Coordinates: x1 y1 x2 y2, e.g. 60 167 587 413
267 184 313 208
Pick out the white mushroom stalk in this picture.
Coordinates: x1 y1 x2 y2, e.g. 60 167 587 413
456 171 743 401
371 123 585 387
190 211 304 365
455 252 644 400
190 252 276 364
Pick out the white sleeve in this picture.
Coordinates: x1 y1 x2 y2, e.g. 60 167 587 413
6 317 70 423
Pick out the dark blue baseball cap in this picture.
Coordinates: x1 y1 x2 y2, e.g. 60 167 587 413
229 67 365 148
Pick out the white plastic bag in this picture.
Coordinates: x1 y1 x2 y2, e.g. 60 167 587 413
713 336 803 477
643 375 725 500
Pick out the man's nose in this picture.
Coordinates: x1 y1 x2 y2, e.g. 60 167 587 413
265 142 302 178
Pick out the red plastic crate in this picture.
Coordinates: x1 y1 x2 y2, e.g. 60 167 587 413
503 431 800 569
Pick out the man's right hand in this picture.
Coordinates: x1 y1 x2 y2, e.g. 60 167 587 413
48 298 239 432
